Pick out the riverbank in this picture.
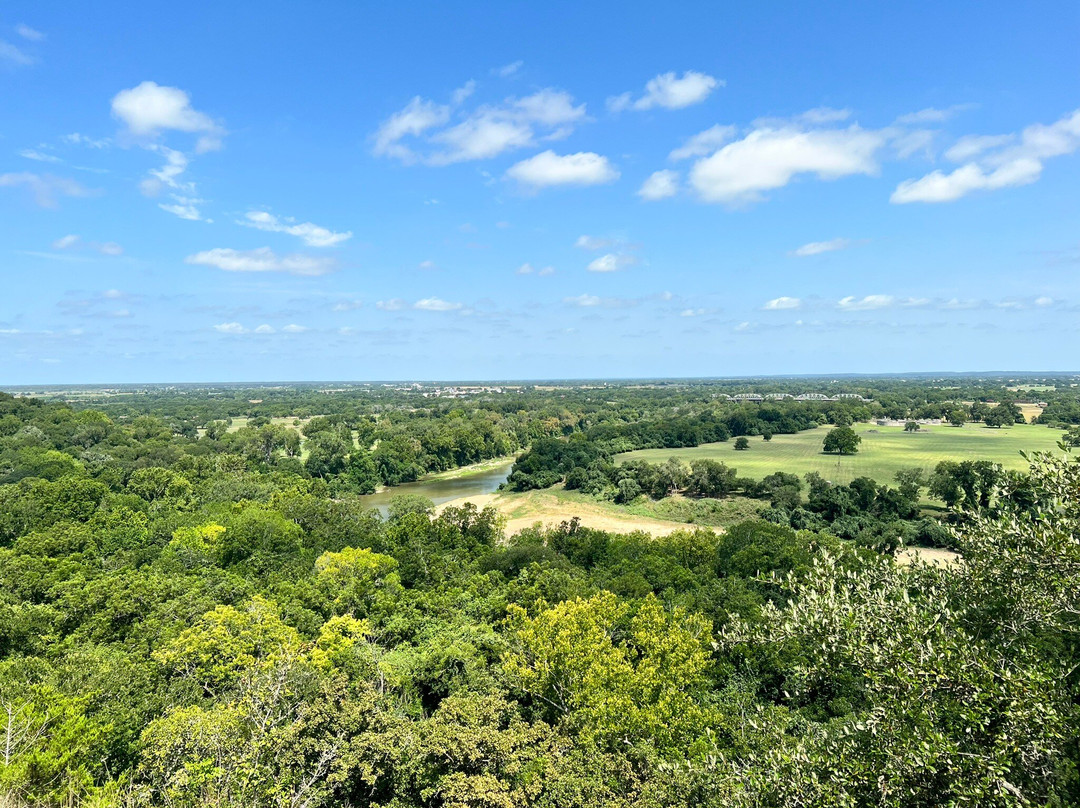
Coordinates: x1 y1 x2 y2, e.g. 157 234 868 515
436 487 721 537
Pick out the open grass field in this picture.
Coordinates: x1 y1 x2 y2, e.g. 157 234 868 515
617 423 1063 486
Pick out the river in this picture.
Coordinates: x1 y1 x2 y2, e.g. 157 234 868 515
356 459 515 516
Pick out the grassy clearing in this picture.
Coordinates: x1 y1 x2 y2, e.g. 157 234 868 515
225 415 311 433
618 423 1063 486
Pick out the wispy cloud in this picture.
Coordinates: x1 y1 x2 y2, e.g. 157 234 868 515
239 211 352 247
414 297 462 311
18 148 61 163
892 108 1080 203
373 84 586 165
0 172 94 208
185 247 336 276
790 237 853 257
16 24 44 41
492 60 523 78
0 39 34 66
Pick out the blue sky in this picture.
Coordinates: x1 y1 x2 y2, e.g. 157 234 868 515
2 1 1079 383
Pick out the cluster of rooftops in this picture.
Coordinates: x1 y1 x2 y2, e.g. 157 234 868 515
720 392 871 403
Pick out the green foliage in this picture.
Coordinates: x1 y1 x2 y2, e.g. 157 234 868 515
503 592 715 755
0 385 1078 806
823 425 861 454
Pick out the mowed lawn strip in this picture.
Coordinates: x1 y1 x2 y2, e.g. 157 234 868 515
616 423 1063 486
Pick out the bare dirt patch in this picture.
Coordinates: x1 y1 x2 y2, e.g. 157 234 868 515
436 490 714 537
896 546 961 567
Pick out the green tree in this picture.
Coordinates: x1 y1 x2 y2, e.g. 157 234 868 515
734 437 750 451
502 592 715 755
948 408 968 427
822 426 861 455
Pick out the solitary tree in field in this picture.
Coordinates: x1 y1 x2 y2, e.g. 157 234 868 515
948 409 968 427
823 426 861 455
904 421 920 432
734 436 750 451
983 407 1014 428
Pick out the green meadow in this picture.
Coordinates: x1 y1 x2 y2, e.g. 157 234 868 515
617 423 1064 486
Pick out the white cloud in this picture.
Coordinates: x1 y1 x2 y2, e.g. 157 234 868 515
609 70 722 112
891 158 1041 203
51 234 123 256
837 294 894 310
893 108 1080 203
373 97 451 162
669 125 736 160
564 294 601 307
493 60 523 78
430 114 533 164
414 297 462 311
374 87 585 165
895 104 972 125
283 323 308 332
332 300 363 311
763 296 801 310
791 237 852 257
239 211 352 247
376 299 406 311
680 308 706 317
944 134 1015 162
452 80 476 105
1034 296 1054 307
0 172 92 207
213 322 246 334
941 298 979 310
0 40 33 65
506 150 619 189
637 169 679 200
111 81 224 151
16 24 43 40
253 324 275 334
62 133 112 149
159 202 206 221
575 235 613 250
185 247 336 276
890 129 937 160
689 125 885 204
18 148 60 163
538 266 555 276
516 263 534 274
418 260 437 270
141 147 190 195
796 107 852 125
587 253 636 272
513 88 585 127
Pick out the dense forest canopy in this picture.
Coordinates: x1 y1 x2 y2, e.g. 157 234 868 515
0 377 1078 807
